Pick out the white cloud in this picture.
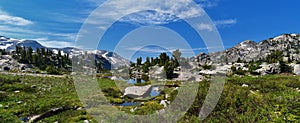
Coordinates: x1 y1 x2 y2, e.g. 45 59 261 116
85 0 206 26
214 19 237 26
0 9 33 26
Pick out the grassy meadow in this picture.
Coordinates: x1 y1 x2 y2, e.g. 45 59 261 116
0 74 299 122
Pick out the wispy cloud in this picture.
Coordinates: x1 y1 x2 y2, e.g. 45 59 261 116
214 19 237 26
82 0 234 30
0 9 33 26
0 8 76 48
84 0 206 26
196 0 220 8
126 45 222 54
33 37 75 48
197 23 214 31
0 25 76 40
49 12 86 24
126 46 169 53
197 19 238 31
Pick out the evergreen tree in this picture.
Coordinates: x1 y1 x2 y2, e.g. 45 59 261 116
26 47 33 64
136 57 142 66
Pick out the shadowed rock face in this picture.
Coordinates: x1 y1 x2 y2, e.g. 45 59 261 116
124 85 152 98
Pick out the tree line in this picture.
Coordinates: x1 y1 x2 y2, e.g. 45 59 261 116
12 46 71 74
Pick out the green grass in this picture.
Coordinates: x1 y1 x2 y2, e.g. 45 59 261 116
0 74 93 123
1 74 299 122
181 75 300 122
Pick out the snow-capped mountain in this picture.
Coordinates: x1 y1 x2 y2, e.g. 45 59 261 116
193 34 300 63
0 36 130 69
0 36 45 51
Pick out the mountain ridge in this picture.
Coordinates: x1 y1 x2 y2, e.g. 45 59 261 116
0 35 130 70
194 33 300 63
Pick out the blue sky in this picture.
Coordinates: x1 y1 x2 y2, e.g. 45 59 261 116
0 0 299 59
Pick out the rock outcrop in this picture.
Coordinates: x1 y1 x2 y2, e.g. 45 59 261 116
124 85 152 98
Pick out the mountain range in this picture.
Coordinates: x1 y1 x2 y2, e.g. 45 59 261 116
1 33 300 70
0 36 130 70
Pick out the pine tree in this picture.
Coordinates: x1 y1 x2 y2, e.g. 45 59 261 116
26 47 33 64
136 57 142 66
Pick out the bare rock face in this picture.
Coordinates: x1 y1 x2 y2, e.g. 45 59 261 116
124 85 152 98
255 63 280 75
0 55 29 72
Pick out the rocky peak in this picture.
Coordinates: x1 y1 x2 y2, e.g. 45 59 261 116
234 40 257 50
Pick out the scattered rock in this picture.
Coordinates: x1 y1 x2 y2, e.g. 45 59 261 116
31 85 37 88
174 87 179 90
83 120 89 123
17 101 23 104
165 94 169 99
242 84 249 87
130 107 138 112
4 105 9 109
160 100 167 108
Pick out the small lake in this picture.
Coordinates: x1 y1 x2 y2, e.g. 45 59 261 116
127 78 145 84
150 86 160 97
117 101 140 106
